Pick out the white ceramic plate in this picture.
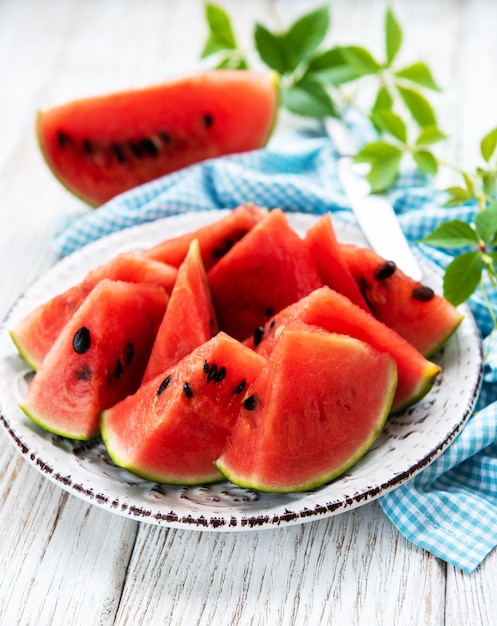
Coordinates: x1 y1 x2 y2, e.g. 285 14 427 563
0 211 483 531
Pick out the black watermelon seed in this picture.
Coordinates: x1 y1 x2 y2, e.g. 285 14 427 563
82 139 93 155
214 366 227 382
76 366 92 381
374 261 397 280
253 326 265 347
183 382 193 398
57 130 72 148
157 375 172 396
233 379 246 395
124 342 134 366
112 143 126 163
412 285 435 302
207 363 218 382
203 113 214 128
243 394 258 411
159 130 173 145
140 137 159 157
115 359 124 379
73 327 91 354
265 307 275 317
128 141 144 158
269 318 277 331
203 360 210 373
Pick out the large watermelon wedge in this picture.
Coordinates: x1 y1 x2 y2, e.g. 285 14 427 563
207 209 323 341
247 286 440 413
142 238 218 383
37 70 279 206
340 244 464 357
215 325 397 493
19 280 168 440
10 252 176 371
101 332 265 485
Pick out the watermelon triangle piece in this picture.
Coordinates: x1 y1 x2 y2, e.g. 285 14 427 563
10 252 176 371
142 238 218 383
142 203 267 271
304 213 369 311
101 332 266 485
207 208 323 341
340 243 464 357
215 324 397 493
247 286 441 413
19 280 168 440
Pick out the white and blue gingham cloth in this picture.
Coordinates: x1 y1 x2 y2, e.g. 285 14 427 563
53 124 497 573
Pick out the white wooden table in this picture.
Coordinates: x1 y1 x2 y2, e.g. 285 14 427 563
1 1 496 624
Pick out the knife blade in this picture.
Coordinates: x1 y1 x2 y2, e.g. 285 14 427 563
325 118 423 281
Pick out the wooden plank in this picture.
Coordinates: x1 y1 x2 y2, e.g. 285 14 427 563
114 502 444 625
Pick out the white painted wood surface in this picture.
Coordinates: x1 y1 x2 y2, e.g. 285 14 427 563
1 1 496 624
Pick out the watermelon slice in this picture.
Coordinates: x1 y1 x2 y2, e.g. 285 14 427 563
143 203 267 271
207 209 323 341
101 332 266 484
340 244 464 356
142 239 218 383
19 280 168 440
37 70 279 206
247 286 440 413
215 325 397 493
10 252 176 371
304 213 369 311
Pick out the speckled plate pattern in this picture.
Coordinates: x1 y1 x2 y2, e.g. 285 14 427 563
0 211 483 531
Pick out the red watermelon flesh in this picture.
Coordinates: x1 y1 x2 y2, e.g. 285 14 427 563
101 332 266 484
143 203 267 271
215 325 397 493
207 209 323 341
304 213 369 311
142 239 218 383
19 280 168 440
340 244 464 357
10 252 176 371
37 70 279 206
247 286 440 413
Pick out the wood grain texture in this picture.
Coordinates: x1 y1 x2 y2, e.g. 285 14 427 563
1 0 497 624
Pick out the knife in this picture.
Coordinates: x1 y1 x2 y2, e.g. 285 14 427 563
325 118 423 281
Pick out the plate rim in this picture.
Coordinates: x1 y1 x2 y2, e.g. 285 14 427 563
0 210 484 531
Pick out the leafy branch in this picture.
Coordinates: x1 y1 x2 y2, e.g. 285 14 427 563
201 2 497 323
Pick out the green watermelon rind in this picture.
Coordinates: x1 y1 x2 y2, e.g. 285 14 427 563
100 411 225 485
422 313 465 359
214 364 398 494
9 329 40 372
18 402 99 441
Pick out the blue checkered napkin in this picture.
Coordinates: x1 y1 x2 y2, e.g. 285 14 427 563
52 122 497 573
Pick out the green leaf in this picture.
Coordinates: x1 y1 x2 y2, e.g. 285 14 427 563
413 150 438 176
214 53 249 70
372 85 394 112
282 79 338 118
419 220 479 248
306 48 361 85
366 154 402 192
373 109 407 143
480 127 497 163
337 45 381 76
394 62 441 91
285 5 330 60
443 251 482 306
355 140 403 163
254 23 292 74
474 198 497 242
201 3 238 58
481 169 497 197
397 85 437 127
385 7 403 64
415 125 447 146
